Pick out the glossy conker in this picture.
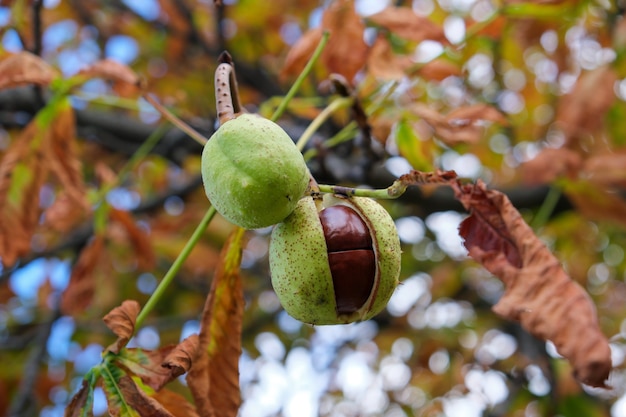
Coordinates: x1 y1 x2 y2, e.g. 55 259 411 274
201 113 309 229
269 194 401 325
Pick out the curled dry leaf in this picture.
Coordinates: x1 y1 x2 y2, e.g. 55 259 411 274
0 51 59 90
368 6 447 43
60 234 106 316
522 147 582 185
77 59 143 97
452 180 611 387
162 334 199 378
103 300 141 354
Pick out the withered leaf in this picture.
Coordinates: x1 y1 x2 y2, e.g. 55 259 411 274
321 0 368 81
109 208 156 271
61 234 106 316
452 180 611 387
63 378 94 417
281 27 323 80
77 59 143 97
48 100 89 209
412 104 506 146
0 117 51 266
522 147 582 185
187 227 246 417
103 300 141 354
152 389 200 417
114 347 175 392
367 35 412 80
555 66 617 145
368 6 447 43
0 51 59 90
116 375 174 417
162 334 199 380
416 59 462 81
582 150 626 188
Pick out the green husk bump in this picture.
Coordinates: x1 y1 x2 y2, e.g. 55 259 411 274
201 113 309 229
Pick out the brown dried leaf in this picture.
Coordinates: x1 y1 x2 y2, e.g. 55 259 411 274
412 104 506 146
103 300 141 354
187 227 246 417
48 102 89 209
555 66 617 145
152 389 200 417
43 191 89 232
452 180 611 387
162 334 199 379
367 35 412 80
63 379 94 417
115 347 173 391
77 59 143 97
368 6 447 43
321 0 368 81
446 104 508 125
582 150 626 188
116 375 174 417
0 119 51 266
0 51 59 90
60 234 106 315
522 148 582 185
417 59 462 81
281 27 323 80
109 208 156 271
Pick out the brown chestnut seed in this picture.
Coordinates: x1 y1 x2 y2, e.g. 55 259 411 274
269 194 401 325
319 205 375 315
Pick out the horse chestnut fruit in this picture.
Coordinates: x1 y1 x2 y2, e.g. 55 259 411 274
269 194 401 325
201 113 309 229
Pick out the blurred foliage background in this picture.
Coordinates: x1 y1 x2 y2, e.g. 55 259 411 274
2 0 626 416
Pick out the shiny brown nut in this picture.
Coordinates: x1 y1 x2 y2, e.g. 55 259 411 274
269 194 401 325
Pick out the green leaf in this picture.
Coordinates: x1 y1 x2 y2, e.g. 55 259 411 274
395 118 433 171
100 360 140 417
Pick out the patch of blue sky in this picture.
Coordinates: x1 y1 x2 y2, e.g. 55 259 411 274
47 316 76 361
0 7 10 26
43 20 78 53
9 258 70 300
105 35 139 64
2 29 23 52
121 0 160 21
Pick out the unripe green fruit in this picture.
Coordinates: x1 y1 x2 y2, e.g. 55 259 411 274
269 194 401 325
201 113 309 229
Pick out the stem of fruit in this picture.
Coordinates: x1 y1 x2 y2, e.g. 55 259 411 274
317 180 409 199
215 53 243 124
296 96 353 151
134 206 217 331
271 30 330 122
